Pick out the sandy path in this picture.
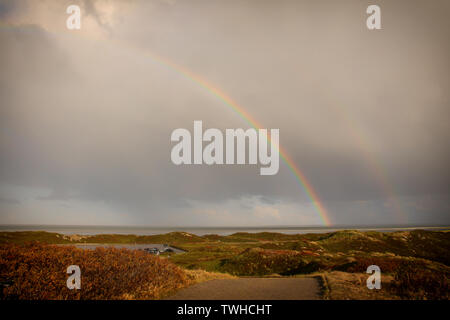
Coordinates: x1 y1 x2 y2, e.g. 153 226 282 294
168 277 320 300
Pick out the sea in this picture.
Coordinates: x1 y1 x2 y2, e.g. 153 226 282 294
0 224 448 236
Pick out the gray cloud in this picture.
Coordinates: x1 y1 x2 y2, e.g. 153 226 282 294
0 196 20 205
0 0 449 226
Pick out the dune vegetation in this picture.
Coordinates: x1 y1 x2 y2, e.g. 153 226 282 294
0 243 227 300
0 229 449 299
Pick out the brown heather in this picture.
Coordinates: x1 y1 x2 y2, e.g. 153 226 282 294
0 243 189 300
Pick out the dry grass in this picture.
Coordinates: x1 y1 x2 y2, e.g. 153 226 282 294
0 243 190 300
325 271 399 300
0 243 239 300
392 262 449 300
184 269 236 284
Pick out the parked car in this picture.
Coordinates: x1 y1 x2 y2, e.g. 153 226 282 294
144 247 160 255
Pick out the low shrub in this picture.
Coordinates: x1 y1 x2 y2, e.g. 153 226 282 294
392 262 449 300
218 248 306 276
0 243 189 300
333 257 413 273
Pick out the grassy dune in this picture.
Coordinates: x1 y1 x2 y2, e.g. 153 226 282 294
0 229 449 299
0 231 205 245
0 243 229 300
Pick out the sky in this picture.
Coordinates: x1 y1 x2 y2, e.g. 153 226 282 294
0 0 449 226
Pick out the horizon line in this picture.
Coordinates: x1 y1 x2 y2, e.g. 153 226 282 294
1 223 448 229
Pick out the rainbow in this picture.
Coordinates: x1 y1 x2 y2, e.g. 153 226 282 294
147 53 332 226
331 103 406 223
0 24 332 225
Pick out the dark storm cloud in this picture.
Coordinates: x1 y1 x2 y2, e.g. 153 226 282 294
0 0 449 225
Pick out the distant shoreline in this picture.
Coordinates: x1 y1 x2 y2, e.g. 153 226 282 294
0 224 448 236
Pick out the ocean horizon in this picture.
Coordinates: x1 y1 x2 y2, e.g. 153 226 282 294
0 224 448 236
